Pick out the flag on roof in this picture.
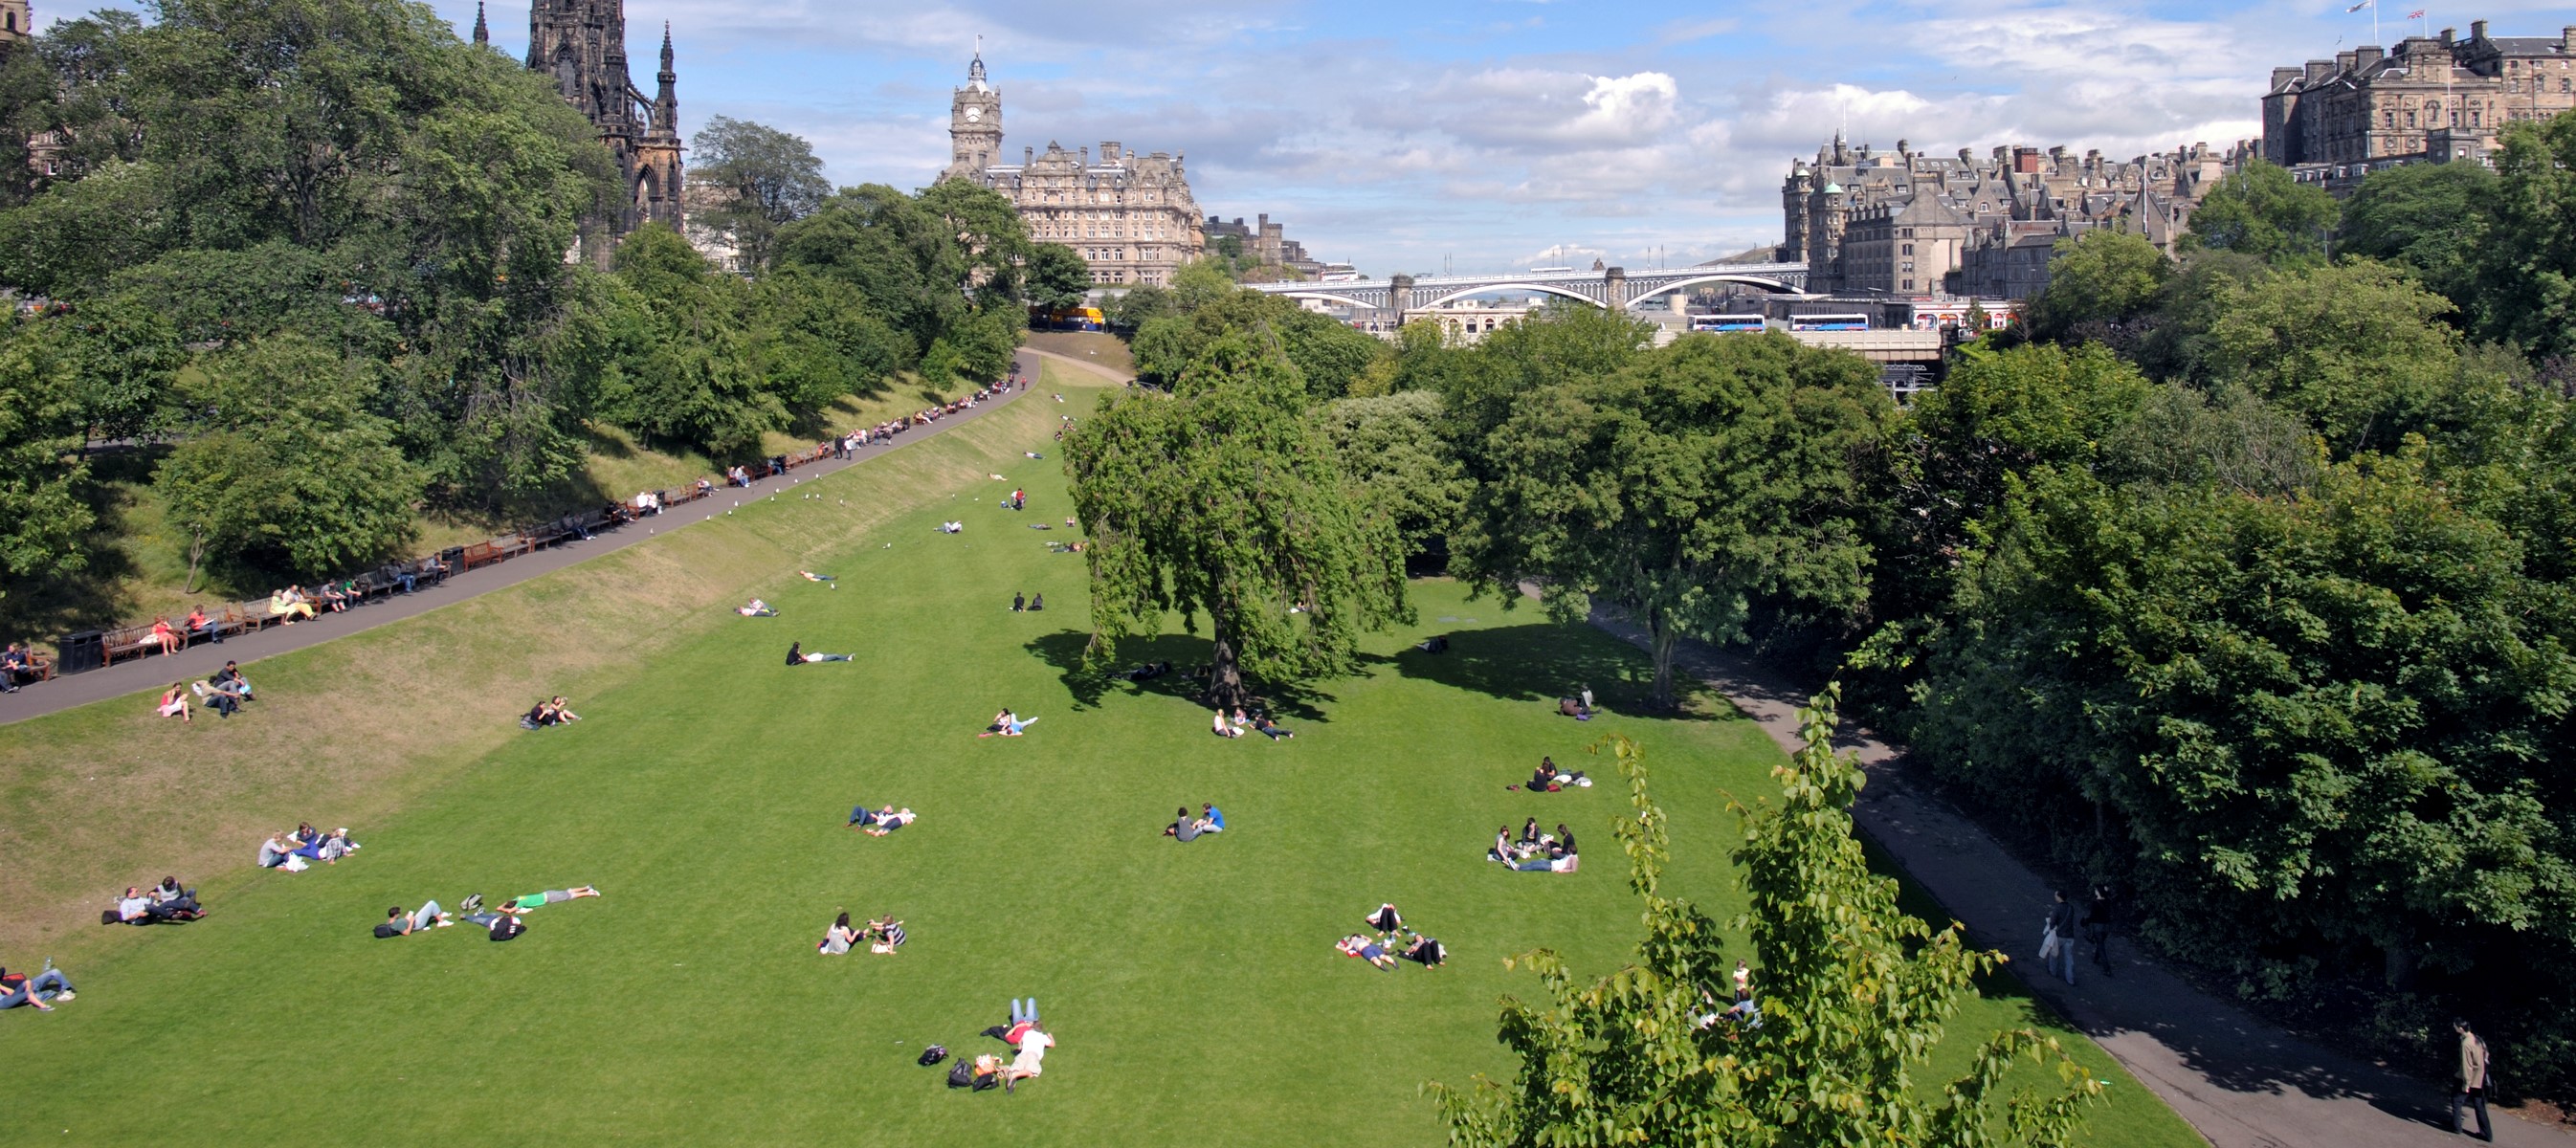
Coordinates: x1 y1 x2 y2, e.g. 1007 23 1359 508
2407 8 2425 16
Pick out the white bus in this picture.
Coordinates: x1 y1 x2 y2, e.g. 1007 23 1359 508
1689 314 1767 333
1787 313 1870 331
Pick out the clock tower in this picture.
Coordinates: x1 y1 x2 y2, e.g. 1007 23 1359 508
944 48 1003 182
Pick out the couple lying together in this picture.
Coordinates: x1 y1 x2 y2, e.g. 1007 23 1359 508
106 878 204 925
817 912 906 955
1515 756 1591 792
260 824 359 872
981 709 1038 737
846 804 919 835
1337 904 1447 970
376 887 600 940
1490 819 1581 872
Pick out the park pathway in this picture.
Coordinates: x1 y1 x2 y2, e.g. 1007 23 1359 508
0 373 1038 727
1587 605 2567 1148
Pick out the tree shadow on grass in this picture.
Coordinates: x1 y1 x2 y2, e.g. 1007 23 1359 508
1023 629 1335 720
1384 621 1721 722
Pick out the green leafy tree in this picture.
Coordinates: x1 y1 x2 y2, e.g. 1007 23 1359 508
2024 230 2167 344
1170 259 1236 313
1024 242 1092 312
1453 332 1890 708
0 320 97 599
2180 160 2338 264
1430 707 2099 1147
2199 258 2466 454
2340 160 2493 310
747 272 903 411
2469 111 2576 359
598 224 777 458
156 334 423 584
1314 390 1470 557
1127 286 1387 399
689 115 831 273
1109 283 1174 329
1064 334 1410 709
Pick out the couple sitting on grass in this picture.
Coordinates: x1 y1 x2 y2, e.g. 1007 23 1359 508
106 878 204 925
1164 803 1224 842
846 804 918 835
520 695 582 729
738 598 776 617
376 887 600 940
1490 819 1580 872
817 911 906 955
1210 706 1292 740
981 708 1037 737
259 824 358 872
1515 755 1591 792
1337 905 1447 970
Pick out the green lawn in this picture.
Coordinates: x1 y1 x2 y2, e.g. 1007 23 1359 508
0 372 2201 1146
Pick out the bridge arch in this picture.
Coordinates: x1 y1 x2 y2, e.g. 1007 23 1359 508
1270 290 1381 311
1414 281 1605 311
1619 273 1803 307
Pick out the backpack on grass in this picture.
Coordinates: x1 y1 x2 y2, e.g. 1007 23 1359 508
945 1060 975 1089
918 1046 948 1066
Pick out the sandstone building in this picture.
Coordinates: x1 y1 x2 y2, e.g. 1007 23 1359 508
939 53 1204 287
1783 134 2245 299
2263 20 2575 174
1 0 29 42
479 0 684 240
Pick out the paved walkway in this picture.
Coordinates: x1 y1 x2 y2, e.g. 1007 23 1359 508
0 379 1033 726
1588 605 2563 1148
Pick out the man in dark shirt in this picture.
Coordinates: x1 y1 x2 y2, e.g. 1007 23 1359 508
2045 892 2080 985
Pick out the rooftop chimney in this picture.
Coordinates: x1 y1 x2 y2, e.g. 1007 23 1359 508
2336 50 2358 73
2355 46 2383 69
2470 19 2487 41
2440 26 2454 44
2305 58 2334 82
2272 65 2304 88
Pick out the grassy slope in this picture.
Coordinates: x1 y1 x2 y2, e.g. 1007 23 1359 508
0 364 2198 1147
51 376 986 638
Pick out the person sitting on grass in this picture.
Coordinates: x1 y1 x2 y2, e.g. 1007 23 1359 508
1337 934 1397 970
738 598 777 617
1210 709 1243 739
113 886 175 924
204 673 250 717
1166 806 1210 842
152 876 202 916
1011 592 1025 612
1488 826 1516 864
786 642 853 665
819 911 861 955
0 963 75 1010
375 902 453 937
1199 804 1225 833
1028 592 1043 611
865 916 906 954
545 695 582 723
157 682 192 723
1253 713 1294 740
501 886 602 913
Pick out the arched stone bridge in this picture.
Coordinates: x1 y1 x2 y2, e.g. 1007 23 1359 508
1244 263 1810 316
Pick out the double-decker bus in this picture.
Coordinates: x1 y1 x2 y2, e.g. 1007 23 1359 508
1690 314 1767 333
1787 313 1870 331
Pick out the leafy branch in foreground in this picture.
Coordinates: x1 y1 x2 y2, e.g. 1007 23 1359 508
1429 688 2099 1147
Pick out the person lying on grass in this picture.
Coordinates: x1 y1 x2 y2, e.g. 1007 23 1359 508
1398 933 1446 967
1366 903 1403 933
1253 713 1294 740
111 885 200 924
454 895 531 940
1000 1025 1054 1093
376 902 455 937
819 911 861 955
738 598 776 617
501 886 601 912
849 806 916 835
1516 756 1588 792
786 642 853 665
202 673 250 717
799 571 836 586
1337 934 1397 970
0 963 75 1010
980 709 1035 737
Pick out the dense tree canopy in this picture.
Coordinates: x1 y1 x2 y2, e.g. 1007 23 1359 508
2180 160 2338 264
1064 334 1410 709
689 115 831 273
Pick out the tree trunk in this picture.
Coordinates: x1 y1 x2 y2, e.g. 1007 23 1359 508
182 528 207 595
1205 613 1250 711
1647 607 1678 710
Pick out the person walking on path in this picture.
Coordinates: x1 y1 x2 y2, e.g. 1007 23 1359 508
2083 886 2116 978
2454 1019 2494 1140
2043 890 2079 986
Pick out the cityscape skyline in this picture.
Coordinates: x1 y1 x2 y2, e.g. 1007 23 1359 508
39 0 2565 275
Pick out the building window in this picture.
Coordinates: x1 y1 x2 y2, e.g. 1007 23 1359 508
1901 243 1914 255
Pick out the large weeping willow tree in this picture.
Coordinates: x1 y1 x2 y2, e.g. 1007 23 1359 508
1063 332 1410 710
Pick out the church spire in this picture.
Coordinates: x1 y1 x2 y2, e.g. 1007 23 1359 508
967 36 988 91
650 21 677 138
471 1 487 46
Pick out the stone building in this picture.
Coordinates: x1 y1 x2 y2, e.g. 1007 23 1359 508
1206 213 1322 277
2263 21 2575 172
1 0 29 42
487 0 684 241
938 52 1204 287
1784 134 2245 299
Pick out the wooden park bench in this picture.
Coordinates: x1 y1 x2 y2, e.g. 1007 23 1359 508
100 623 161 667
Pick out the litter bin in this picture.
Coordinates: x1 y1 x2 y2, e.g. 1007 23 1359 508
57 629 104 675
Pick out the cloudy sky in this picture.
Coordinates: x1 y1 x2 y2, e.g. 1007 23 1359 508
411 0 2565 275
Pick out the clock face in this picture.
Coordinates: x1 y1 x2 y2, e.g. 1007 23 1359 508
964 106 983 122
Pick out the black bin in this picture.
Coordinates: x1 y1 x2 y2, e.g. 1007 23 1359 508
57 629 104 674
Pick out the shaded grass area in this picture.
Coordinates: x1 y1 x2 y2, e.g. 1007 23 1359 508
0 376 2197 1147
1023 329 1134 375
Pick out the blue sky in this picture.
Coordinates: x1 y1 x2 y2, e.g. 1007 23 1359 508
327 3 2576 272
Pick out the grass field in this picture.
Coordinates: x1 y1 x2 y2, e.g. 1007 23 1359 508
0 367 2203 1146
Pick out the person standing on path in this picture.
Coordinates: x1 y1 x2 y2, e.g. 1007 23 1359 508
2083 886 2115 977
2453 1019 2493 1140
2044 891 2079 985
